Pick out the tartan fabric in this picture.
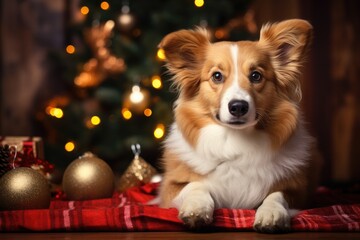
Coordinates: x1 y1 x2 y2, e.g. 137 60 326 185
0 183 359 232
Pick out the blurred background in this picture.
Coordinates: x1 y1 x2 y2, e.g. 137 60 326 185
0 0 359 185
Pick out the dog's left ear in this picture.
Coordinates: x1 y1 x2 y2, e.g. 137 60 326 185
259 19 313 102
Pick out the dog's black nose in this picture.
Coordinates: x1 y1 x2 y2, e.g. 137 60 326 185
228 100 249 117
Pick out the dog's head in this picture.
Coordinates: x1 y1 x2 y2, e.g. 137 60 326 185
160 19 312 138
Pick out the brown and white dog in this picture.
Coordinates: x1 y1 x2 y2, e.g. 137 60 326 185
158 19 316 233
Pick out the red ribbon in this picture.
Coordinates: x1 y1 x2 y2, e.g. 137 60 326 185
10 142 54 174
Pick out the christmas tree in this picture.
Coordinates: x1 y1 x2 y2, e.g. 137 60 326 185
38 0 256 172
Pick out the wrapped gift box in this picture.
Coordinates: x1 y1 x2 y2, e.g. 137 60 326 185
0 136 44 159
0 136 53 176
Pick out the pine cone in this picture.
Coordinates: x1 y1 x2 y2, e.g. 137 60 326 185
0 144 11 177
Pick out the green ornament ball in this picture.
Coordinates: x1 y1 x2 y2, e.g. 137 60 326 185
0 167 51 210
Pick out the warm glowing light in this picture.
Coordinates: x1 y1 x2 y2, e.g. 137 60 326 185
49 108 56 115
65 141 75 152
157 48 166 60
215 29 225 39
130 85 144 104
144 108 152 117
154 124 165 139
53 108 64 118
45 106 52 115
80 6 89 15
49 107 63 118
104 20 115 30
100 1 110 10
122 108 132 120
194 0 204 7
66 44 76 54
118 13 133 28
98 47 109 57
151 75 162 89
91 116 101 125
74 72 94 87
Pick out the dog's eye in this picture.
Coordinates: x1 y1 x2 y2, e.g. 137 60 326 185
249 71 262 83
212 72 224 84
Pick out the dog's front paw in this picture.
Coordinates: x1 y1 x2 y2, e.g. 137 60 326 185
254 202 291 233
173 182 215 229
179 202 213 229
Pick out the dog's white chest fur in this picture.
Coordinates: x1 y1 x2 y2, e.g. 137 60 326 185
166 123 308 209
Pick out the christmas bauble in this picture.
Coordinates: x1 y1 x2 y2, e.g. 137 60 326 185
117 5 135 31
62 152 114 200
117 144 158 192
0 167 51 210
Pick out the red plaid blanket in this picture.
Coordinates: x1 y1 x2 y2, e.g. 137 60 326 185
1 183 359 232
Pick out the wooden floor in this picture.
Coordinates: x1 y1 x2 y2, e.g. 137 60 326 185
1 232 360 240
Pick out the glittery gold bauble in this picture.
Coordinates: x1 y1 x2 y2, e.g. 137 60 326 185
117 155 158 192
62 152 114 200
0 167 51 210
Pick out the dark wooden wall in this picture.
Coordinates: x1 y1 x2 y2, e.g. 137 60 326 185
302 0 359 183
254 0 360 183
0 0 65 135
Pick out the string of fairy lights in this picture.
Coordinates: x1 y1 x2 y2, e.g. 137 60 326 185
44 0 256 153
45 0 175 153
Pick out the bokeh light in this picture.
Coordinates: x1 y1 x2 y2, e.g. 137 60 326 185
100 1 110 10
91 116 101 125
122 108 132 120
151 75 162 89
80 6 89 15
154 124 165 139
144 108 152 117
157 48 166 60
65 141 75 152
66 45 75 54
194 0 204 7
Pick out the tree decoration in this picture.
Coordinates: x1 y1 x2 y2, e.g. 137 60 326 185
0 167 51 211
0 140 54 178
62 152 115 200
74 20 126 88
13 145 54 176
117 144 157 192
117 0 135 31
123 84 150 114
38 0 256 172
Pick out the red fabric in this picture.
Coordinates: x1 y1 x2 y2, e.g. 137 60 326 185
0 183 359 232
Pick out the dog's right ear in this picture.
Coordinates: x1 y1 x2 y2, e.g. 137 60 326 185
159 28 210 97
159 28 210 69
259 19 313 102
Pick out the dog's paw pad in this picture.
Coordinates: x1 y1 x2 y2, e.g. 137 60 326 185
254 221 290 233
179 209 213 229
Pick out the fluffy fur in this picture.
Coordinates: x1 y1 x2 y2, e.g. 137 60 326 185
158 19 317 233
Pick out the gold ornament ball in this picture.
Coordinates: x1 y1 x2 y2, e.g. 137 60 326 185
62 152 114 200
0 167 51 211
